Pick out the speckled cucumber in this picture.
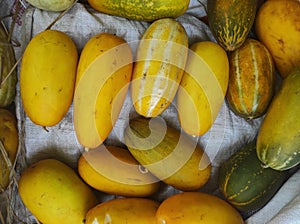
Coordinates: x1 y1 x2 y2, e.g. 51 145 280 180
0 22 17 107
124 117 211 191
218 141 289 214
87 0 190 21
256 68 300 170
207 0 258 51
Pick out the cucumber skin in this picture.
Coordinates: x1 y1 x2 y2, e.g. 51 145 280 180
218 141 290 214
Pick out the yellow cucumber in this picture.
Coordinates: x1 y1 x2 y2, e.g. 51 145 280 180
74 33 133 148
78 145 160 197
131 18 188 117
20 30 78 127
85 197 159 224
177 41 229 136
18 159 98 224
255 0 300 78
156 192 244 224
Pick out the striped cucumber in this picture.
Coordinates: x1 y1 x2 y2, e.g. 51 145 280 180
207 0 258 51
226 38 275 119
131 18 188 117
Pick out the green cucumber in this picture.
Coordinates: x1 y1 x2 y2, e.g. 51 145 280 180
218 141 290 214
0 22 17 107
